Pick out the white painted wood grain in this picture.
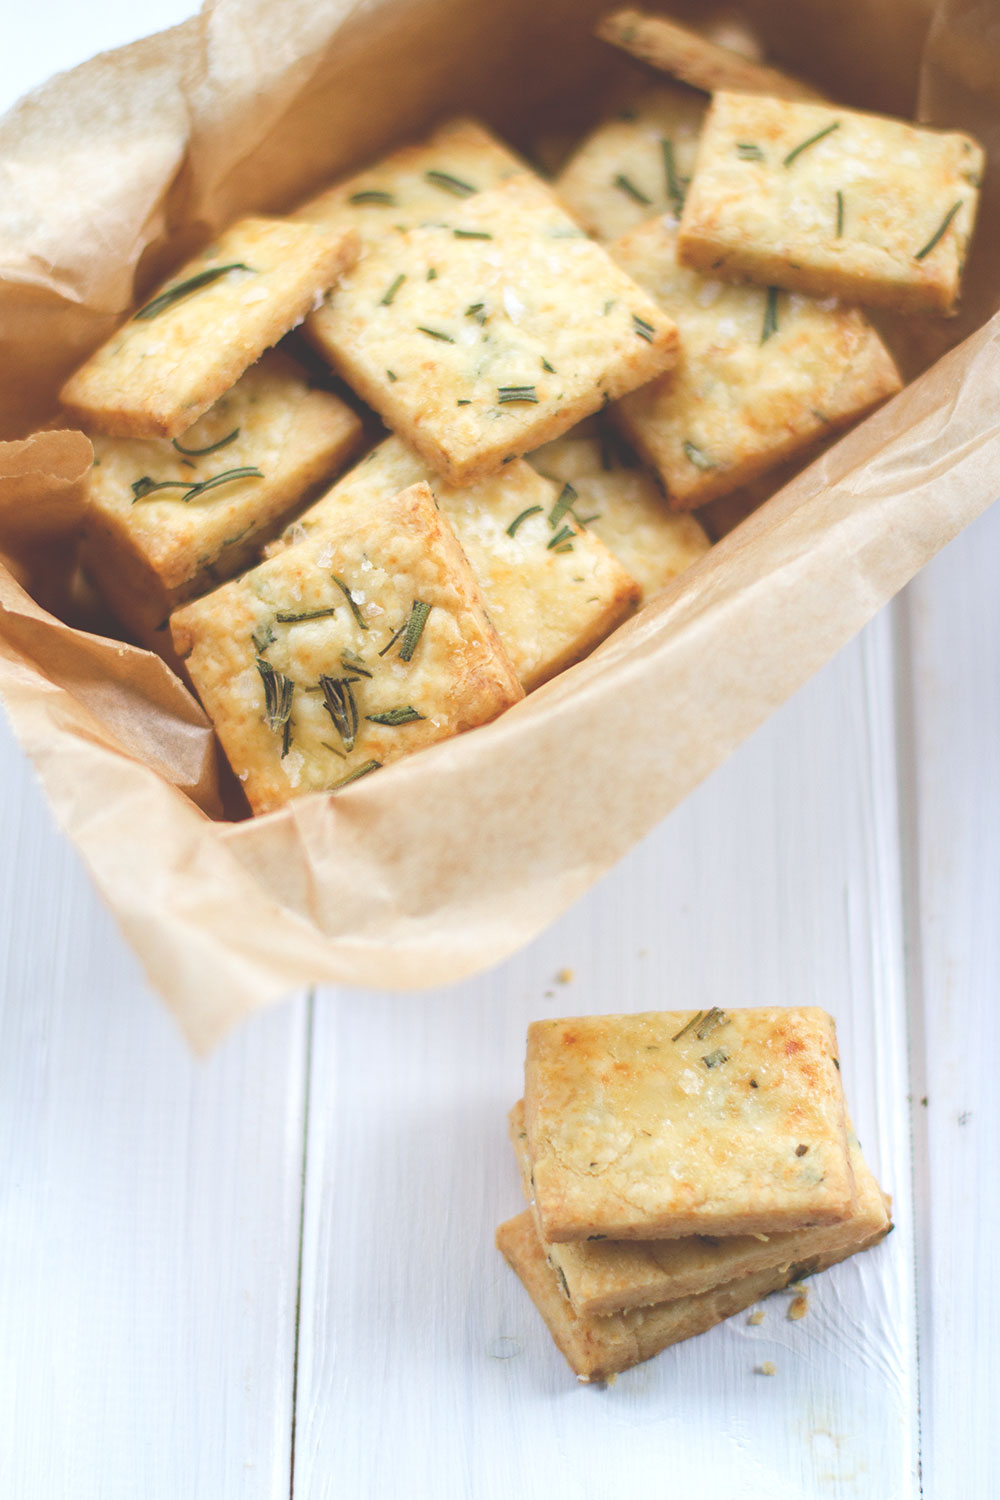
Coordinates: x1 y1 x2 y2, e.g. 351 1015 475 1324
294 616 919 1500
896 498 1000 1500
0 711 307 1500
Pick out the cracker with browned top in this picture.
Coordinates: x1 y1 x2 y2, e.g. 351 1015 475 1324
677 93 983 315
82 353 362 657
270 435 640 692
607 216 901 507
60 217 359 438
305 175 679 486
523 1008 854 1243
171 481 523 813
496 1206 889 1381
508 1099 889 1315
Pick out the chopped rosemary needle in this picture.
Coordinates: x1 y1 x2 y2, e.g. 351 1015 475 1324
541 358 556 373
695 1007 728 1040
914 199 963 260
319 674 359 752
426 267 438 280
252 622 275 654
398 600 432 661
275 606 338 624
465 302 487 323
671 1010 707 1042
456 398 472 405
497 385 538 404
380 273 406 306
453 228 493 239
783 120 840 168
548 482 578 529
546 524 575 551
416 326 455 342
378 621 407 657
425 169 477 198
761 286 780 344
836 189 844 238
387 369 399 382
341 649 372 678
701 1048 729 1069
130 466 264 503
172 426 239 457
661 138 686 213
131 477 193 501
133 262 255 320
330 758 382 791
506 504 543 537
349 189 395 205
632 313 655 342
682 440 715 471
365 706 425 725
736 143 764 161
333 574 368 630
613 172 652 206
256 657 294 755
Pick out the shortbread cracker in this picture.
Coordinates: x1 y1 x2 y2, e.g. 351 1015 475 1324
595 9 826 101
60 217 360 438
305 175 679 485
296 116 525 240
496 1207 889 1381
678 93 984 316
555 86 707 243
81 353 362 657
271 436 639 692
171 481 523 813
509 1100 889 1316
607 216 901 507
528 433 711 598
524 1008 854 1243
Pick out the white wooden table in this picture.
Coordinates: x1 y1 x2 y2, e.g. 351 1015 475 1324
1 12 996 1497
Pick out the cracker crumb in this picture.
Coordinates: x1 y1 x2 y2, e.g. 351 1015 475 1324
758 1361 777 1376
748 1309 765 1326
556 967 574 984
788 1293 809 1321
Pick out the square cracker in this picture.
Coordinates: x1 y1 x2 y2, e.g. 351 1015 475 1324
595 9 827 102
270 435 639 693
171 480 523 814
677 92 984 316
496 1207 889 1381
296 116 525 240
607 216 901 508
523 1007 854 1243
554 86 707 243
527 433 711 600
60 217 359 439
81 352 363 658
305 175 679 486
509 1099 890 1316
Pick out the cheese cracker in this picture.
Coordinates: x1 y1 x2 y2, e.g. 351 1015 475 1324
171 481 523 813
527 433 711 598
81 353 363 658
509 1100 889 1316
271 435 640 692
555 86 707 242
595 9 827 102
524 1008 854 1243
61 217 360 438
607 216 901 507
496 1207 889 1381
678 92 984 316
305 175 679 485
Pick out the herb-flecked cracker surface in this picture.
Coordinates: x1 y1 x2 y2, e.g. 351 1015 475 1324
523 1008 854 1243
496 1207 888 1381
82 353 363 655
60 218 360 439
677 93 984 316
296 116 526 241
608 217 901 507
305 175 679 485
555 86 707 243
508 1100 890 1315
527 433 711 599
272 435 639 692
171 481 523 814
595 9 827 102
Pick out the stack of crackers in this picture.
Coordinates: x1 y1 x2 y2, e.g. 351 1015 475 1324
496 1008 892 1381
56 12 983 815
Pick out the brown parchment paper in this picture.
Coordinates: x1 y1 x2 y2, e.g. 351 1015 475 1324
1 0 999 1049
